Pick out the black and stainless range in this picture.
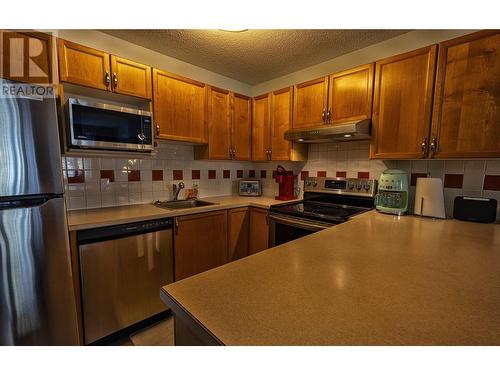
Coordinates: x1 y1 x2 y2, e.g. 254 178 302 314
269 176 377 246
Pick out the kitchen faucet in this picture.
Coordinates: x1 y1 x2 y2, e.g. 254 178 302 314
172 182 185 201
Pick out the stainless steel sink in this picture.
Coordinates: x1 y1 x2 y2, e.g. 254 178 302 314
153 199 217 210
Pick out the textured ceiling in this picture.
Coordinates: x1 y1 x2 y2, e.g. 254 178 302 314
100 29 410 85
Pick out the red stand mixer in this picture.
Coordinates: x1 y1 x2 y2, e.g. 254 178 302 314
274 165 296 201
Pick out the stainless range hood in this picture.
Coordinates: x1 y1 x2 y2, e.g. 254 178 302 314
284 119 371 143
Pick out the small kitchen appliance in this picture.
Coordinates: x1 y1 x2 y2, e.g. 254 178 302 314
269 176 377 246
274 165 296 201
453 196 497 223
375 169 409 215
414 177 446 219
239 179 262 196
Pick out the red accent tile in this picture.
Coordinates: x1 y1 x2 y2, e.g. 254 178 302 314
300 171 309 180
410 173 427 186
249 170 255 178
358 171 370 179
444 174 463 189
237 170 243 178
483 175 500 191
152 170 163 181
223 170 230 179
173 170 183 181
260 170 267 178
192 170 201 180
128 170 141 182
336 171 347 178
208 170 216 179
67 170 84 184
317 171 327 177
100 170 115 182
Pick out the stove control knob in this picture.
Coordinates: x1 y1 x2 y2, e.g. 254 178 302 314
312 181 318 187
363 182 371 191
348 182 355 190
356 182 363 191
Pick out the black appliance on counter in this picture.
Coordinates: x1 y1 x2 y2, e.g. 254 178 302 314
269 176 377 246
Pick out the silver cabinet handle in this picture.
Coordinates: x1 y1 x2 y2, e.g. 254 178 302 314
326 108 331 123
322 108 326 123
104 71 111 87
113 72 118 88
228 148 233 159
430 137 439 156
268 148 272 161
174 218 179 235
155 123 160 136
421 137 428 157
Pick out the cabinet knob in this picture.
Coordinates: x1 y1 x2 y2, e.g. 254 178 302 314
104 71 111 87
430 137 439 156
421 137 428 156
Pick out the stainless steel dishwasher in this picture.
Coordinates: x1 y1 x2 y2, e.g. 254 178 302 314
77 218 173 344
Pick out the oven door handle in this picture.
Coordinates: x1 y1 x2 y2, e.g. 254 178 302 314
268 213 332 232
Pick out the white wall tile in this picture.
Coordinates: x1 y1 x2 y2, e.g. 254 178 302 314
463 161 486 191
486 160 500 174
84 157 100 170
444 160 464 174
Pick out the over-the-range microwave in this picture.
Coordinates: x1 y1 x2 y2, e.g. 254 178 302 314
66 98 154 152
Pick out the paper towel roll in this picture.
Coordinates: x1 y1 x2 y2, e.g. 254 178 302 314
414 177 446 219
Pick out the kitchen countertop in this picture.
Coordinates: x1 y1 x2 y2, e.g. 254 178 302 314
67 195 299 231
161 211 500 345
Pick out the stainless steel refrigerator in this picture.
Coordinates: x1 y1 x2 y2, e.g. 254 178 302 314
0 79 79 345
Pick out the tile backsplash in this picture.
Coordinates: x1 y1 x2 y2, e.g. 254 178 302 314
64 140 500 220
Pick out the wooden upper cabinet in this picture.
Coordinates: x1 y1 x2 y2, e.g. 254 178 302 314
252 93 271 161
293 76 329 128
174 210 228 281
206 86 232 159
110 56 152 99
232 93 252 160
370 45 437 159
430 30 500 158
270 87 293 160
1 30 52 84
153 68 207 143
328 63 374 124
58 39 111 91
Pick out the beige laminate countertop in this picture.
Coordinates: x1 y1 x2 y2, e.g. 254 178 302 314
161 211 500 345
67 195 298 231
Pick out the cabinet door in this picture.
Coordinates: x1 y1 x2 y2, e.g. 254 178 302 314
252 93 271 161
328 63 374 123
110 55 152 99
232 93 252 160
58 39 111 91
174 210 228 281
249 208 269 255
153 68 207 143
371 45 437 159
270 87 293 160
1 30 52 84
293 76 329 128
207 86 232 159
228 208 249 262
430 30 500 158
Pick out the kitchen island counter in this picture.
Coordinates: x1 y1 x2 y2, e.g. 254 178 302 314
161 211 500 345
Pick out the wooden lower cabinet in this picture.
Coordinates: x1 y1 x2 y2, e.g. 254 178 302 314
174 210 228 281
227 207 249 261
249 207 269 255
